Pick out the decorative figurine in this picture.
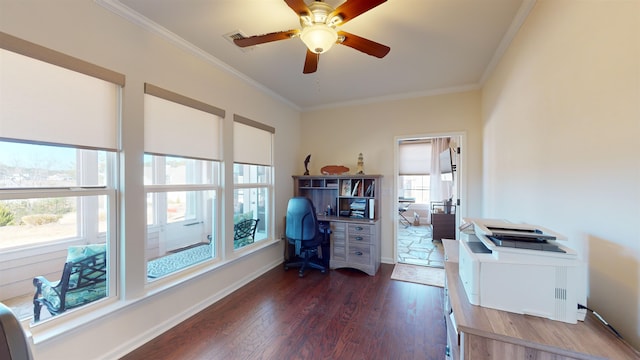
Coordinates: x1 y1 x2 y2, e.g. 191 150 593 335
303 154 311 175
356 153 365 174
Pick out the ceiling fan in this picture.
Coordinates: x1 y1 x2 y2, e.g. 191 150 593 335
233 0 390 74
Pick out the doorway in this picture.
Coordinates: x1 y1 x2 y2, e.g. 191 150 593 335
394 133 462 268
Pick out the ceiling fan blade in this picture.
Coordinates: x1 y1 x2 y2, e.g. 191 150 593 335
303 49 319 74
233 30 299 47
330 0 387 25
284 0 311 17
338 31 390 58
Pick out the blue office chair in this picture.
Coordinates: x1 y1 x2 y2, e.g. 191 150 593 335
0 302 32 360
283 197 330 277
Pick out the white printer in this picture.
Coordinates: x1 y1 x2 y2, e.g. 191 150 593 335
458 218 586 324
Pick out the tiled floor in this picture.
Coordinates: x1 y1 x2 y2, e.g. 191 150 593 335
397 223 445 268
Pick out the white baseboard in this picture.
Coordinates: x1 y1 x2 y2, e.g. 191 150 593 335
104 259 283 360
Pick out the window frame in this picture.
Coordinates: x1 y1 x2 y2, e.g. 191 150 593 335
144 154 220 267
0 146 119 324
233 164 272 250
232 115 275 252
0 32 123 324
142 84 224 281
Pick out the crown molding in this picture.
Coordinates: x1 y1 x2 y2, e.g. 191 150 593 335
479 0 537 86
95 0 301 111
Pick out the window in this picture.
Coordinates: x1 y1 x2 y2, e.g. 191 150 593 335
144 84 223 280
398 140 432 204
397 137 453 206
144 155 219 265
0 143 114 249
399 175 431 204
0 32 123 322
233 115 274 250
233 164 270 248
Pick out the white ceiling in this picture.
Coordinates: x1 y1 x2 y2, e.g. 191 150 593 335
100 0 533 111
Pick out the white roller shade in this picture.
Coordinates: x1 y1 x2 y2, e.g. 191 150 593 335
399 141 431 175
234 121 273 166
144 93 221 160
0 48 118 150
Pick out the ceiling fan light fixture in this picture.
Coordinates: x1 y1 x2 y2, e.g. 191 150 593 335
300 24 338 54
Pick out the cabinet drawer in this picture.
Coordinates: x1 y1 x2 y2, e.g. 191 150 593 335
348 223 372 235
445 310 460 359
348 244 371 265
432 213 455 225
349 233 372 245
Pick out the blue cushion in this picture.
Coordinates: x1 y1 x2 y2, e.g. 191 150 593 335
37 244 107 314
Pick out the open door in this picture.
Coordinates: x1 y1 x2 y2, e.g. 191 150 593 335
395 134 463 267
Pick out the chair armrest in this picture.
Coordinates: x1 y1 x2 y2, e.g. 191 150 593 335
319 223 331 243
33 276 63 307
33 276 62 321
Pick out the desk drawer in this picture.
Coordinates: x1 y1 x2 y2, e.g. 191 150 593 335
348 244 371 265
348 223 372 235
349 233 372 245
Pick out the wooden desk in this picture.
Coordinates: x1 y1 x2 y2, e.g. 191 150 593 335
292 175 383 276
442 240 639 360
317 215 380 276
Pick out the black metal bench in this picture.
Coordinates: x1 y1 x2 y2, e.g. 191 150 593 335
233 218 260 249
33 245 107 321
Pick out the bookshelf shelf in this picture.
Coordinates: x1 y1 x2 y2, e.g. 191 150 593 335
293 175 381 220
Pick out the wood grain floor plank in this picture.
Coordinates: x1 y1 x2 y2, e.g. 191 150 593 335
120 264 446 360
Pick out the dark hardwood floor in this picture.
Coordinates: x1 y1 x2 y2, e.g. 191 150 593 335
120 263 447 360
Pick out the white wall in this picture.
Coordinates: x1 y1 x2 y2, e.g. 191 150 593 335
4 0 637 356
482 0 640 349
0 1 301 358
300 91 484 263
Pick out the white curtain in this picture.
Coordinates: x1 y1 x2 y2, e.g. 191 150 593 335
429 137 451 202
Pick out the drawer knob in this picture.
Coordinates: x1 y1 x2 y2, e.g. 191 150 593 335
355 251 363 256
355 236 363 241
355 226 363 231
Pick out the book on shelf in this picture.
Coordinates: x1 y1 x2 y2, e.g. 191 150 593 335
349 199 367 218
350 199 367 210
341 179 351 196
365 181 374 197
351 180 361 196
